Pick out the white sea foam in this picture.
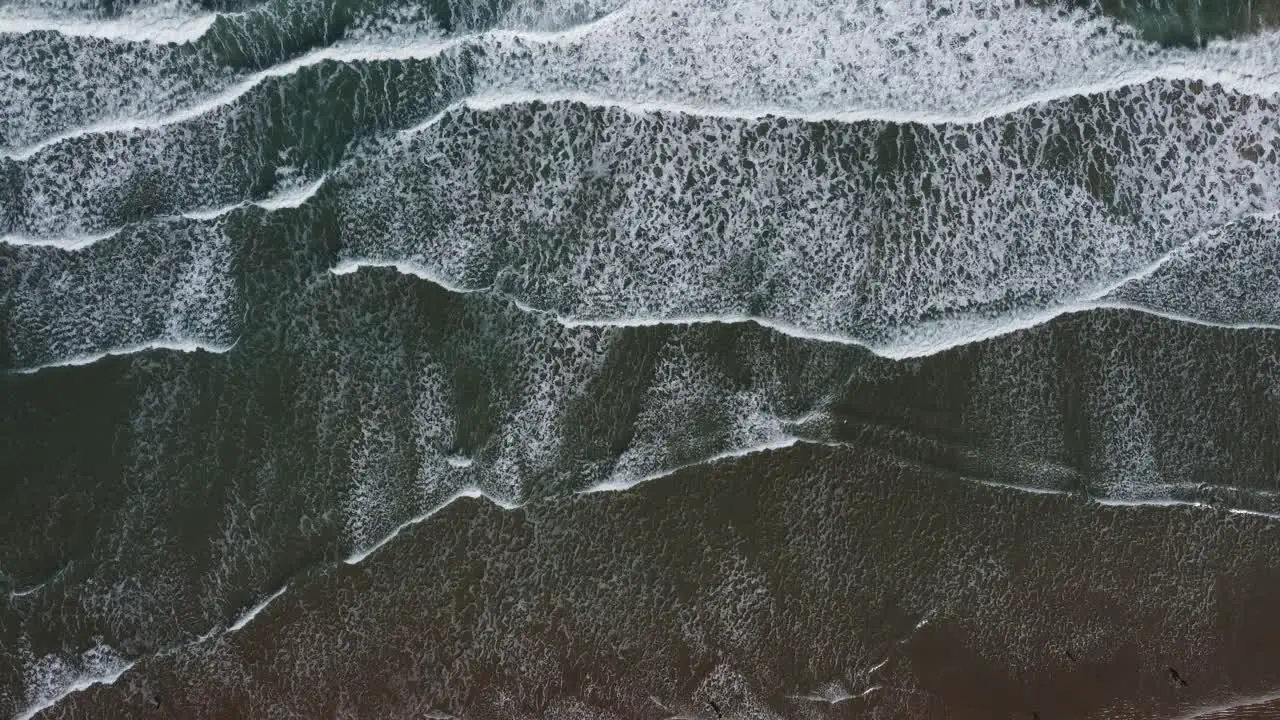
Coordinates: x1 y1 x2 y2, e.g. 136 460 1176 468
10 0 1280 162
9 584 44 599
1227 508 1280 521
788 686 859 705
12 340 236 374
0 16 625 162
325 243 1280 363
344 487 512 565
336 71 1280 359
0 3 218 44
445 455 474 469
1093 497 1215 511
474 0 1280 125
329 259 485 296
965 478 1077 497
5 216 242 372
179 174 328 220
0 228 122 251
14 644 134 720
581 437 800 494
1173 690 1280 720
227 585 289 633
10 1 1280 353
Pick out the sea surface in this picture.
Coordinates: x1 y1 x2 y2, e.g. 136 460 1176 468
3 0 1280 717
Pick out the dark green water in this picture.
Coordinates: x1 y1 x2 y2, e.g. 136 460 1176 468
2 0 1280 717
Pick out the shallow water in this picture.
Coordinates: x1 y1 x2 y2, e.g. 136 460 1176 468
3 0 1280 717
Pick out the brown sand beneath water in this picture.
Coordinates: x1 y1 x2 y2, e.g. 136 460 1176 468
34 443 1280 719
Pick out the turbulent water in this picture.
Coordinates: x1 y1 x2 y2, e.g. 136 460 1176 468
3 0 1280 717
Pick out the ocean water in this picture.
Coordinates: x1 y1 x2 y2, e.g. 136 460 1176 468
2 0 1280 717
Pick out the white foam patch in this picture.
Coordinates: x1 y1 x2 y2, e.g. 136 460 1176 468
227 585 289 633
12 339 235 374
0 2 219 44
254 173 329 211
328 256 1270 363
8 0 1280 272
0 21 602 162
0 228 121 251
789 685 860 705
1093 497 1215 511
966 478 1077 497
445 455 474 469
0 0 624 157
14 0 1279 162
308 269 853 564
316 262 1280 523
15 642 134 720
475 0 1280 121
583 437 799 494
329 259 485 296
1173 691 1280 720
1227 508 1280 521
178 173 329 220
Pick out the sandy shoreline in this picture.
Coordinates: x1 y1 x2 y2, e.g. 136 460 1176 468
30 442 1280 719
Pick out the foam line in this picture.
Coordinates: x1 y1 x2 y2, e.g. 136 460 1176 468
13 661 135 720
0 10 218 44
1227 508 1280 521
228 585 289 633
343 488 519 566
9 583 45 599
329 259 485 297
0 174 324 251
2 37 457 161
788 689 859 705
180 174 329 220
1172 689 1280 719
0 229 122 251
578 436 801 494
11 340 237 375
1093 497 1215 511
1089 301 1280 333
396 68 1280 146
965 478 1077 497
326 231 1280 365
461 59 1280 127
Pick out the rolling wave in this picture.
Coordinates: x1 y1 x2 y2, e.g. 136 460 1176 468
0 0 586 152
6 267 1280 716
6 0 1280 152
4 142 1277 375
334 87 1280 357
5 73 1277 367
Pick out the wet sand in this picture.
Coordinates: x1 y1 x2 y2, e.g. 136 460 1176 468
34 442 1280 719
